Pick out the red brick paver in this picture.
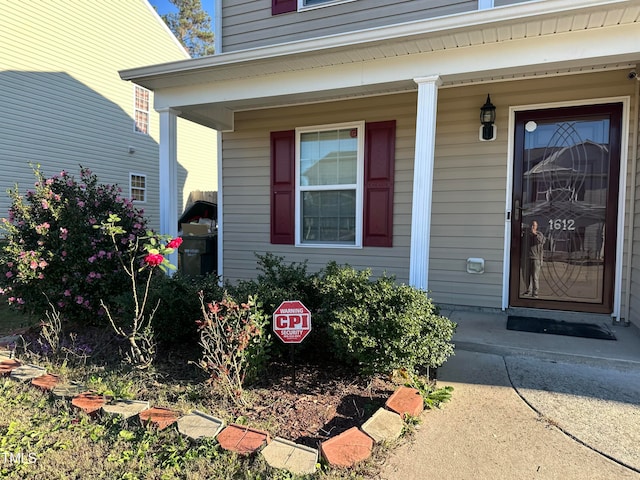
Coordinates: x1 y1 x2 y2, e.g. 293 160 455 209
217 424 270 455
32 374 61 391
72 392 109 416
320 427 374 467
0 359 21 376
139 406 180 430
385 386 424 418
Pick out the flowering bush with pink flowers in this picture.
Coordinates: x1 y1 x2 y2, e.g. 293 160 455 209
0 166 148 324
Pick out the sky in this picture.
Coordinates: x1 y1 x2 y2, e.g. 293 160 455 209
150 0 216 32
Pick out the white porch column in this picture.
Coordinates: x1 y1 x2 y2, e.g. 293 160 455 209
409 75 441 290
158 108 179 269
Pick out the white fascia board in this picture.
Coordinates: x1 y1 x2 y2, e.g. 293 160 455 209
120 0 634 85
152 23 640 109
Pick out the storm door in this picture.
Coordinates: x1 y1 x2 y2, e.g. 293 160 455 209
509 103 622 313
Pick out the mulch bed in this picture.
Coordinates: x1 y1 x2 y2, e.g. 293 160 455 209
239 362 399 448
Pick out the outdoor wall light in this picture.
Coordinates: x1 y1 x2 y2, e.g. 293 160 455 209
479 94 496 141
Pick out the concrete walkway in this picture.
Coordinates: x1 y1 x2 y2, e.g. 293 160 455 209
380 310 640 480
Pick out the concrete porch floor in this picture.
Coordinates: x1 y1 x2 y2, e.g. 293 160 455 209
440 306 640 367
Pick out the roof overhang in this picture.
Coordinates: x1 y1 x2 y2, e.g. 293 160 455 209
120 0 640 130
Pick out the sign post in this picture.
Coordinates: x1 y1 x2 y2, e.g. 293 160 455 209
273 301 312 386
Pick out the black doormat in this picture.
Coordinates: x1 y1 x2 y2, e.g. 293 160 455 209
506 316 616 341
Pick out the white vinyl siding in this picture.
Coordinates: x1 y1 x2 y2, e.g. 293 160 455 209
222 0 477 52
0 1 217 232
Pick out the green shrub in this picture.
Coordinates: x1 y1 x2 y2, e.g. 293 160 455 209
230 253 320 315
146 273 204 346
228 253 324 360
317 262 456 376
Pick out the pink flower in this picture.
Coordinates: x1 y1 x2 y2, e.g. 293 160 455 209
166 237 183 249
5 271 13 278
59 228 68 240
75 296 84 304
64 290 71 297
88 256 96 263
144 253 164 267
41 200 49 210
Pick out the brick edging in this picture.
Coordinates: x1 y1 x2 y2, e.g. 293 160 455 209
0 349 426 475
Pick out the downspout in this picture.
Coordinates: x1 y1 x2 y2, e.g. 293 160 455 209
214 2 223 281
216 131 223 280
623 76 639 325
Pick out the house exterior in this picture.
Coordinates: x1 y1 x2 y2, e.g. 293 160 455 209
121 0 640 327
0 0 217 233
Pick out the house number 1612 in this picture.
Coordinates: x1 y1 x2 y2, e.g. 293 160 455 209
548 219 576 231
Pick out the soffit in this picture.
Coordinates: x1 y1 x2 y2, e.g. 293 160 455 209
121 0 640 90
120 0 640 129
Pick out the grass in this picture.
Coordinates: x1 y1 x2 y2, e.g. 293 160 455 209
0 333 400 480
0 376 392 479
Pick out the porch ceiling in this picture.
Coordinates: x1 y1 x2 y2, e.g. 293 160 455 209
120 0 640 130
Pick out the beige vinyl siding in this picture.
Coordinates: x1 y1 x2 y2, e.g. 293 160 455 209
222 0 476 52
430 70 636 309
222 70 636 311
0 1 216 231
629 85 640 324
430 87 508 308
222 93 417 284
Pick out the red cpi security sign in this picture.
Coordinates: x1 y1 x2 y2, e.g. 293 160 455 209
273 300 311 344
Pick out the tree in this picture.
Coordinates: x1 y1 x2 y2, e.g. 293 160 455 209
159 0 215 58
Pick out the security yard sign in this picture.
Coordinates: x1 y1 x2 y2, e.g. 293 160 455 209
273 300 311 344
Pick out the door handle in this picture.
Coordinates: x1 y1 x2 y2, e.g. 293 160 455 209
514 199 521 221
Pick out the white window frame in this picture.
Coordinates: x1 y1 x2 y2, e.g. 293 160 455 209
129 173 147 203
133 85 150 135
295 121 365 248
297 0 356 11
